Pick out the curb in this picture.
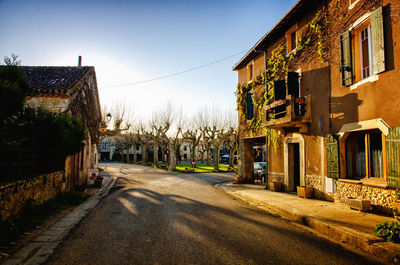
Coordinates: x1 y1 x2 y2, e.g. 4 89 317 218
217 183 400 264
2 176 117 265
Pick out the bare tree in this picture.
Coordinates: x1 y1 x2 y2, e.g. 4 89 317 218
182 112 202 161
150 102 172 167
3 53 21 66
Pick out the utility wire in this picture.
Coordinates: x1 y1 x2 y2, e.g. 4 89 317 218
110 49 247 88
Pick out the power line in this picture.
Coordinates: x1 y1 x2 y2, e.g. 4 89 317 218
110 49 247 88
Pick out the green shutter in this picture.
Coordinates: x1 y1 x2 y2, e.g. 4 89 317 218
340 31 353 87
326 134 339 179
387 127 400 188
371 6 385 74
247 91 254 120
274 80 286 100
287 72 300 97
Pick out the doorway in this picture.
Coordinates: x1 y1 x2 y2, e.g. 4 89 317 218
288 143 300 192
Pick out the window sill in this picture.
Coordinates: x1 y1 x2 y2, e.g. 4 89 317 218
361 178 389 189
338 179 362 184
349 74 379 90
348 0 361 10
338 178 388 188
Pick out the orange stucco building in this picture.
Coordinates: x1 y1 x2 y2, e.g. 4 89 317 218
233 0 400 213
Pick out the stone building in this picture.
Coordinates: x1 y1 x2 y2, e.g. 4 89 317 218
24 65 102 190
233 0 400 213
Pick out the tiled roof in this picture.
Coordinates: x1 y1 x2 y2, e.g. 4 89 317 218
22 66 91 96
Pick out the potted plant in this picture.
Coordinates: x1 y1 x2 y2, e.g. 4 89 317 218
393 189 400 220
297 186 314 199
94 176 104 188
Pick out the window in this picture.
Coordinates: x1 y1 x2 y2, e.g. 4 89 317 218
286 26 297 53
136 144 140 151
360 26 373 79
290 31 297 51
184 145 187 151
247 63 254 81
340 7 385 86
345 130 384 180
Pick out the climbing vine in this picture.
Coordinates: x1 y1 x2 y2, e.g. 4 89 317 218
235 5 328 146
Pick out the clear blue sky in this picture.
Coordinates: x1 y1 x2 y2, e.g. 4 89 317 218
0 0 297 120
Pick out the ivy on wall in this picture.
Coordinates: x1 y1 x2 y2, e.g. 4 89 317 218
235 7 328 147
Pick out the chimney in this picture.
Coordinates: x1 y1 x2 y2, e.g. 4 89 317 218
78 56 82 67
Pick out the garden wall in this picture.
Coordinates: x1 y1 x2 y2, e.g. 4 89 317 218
0 171 64 221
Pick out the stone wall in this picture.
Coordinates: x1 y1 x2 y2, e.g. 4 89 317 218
333 181 396 214
268 172 285 183
305 175 397 214
0 171 64 221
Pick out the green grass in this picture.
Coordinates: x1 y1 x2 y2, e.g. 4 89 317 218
129 161 237 173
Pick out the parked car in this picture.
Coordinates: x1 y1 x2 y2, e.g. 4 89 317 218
254 162 267 183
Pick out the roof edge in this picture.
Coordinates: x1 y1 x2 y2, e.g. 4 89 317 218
232 0 302 71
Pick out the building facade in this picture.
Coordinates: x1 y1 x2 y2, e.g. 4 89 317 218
234 0 400 213
24 66 102 190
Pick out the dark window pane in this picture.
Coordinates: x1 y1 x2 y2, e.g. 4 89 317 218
370 132 383 178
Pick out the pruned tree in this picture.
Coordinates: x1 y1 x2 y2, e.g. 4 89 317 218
162 108 183 171
182 111 202 161
150 102 172 167
3 53 21 66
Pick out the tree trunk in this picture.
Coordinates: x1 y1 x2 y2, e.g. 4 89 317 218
206 148 211 165
229 146 235 169
214 145 220 171
126 148 130 163
154 144 159 167
142 143 148 165
133 145 137 164
168 147 177 171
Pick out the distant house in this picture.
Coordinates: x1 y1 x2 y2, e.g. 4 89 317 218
24 65 102 190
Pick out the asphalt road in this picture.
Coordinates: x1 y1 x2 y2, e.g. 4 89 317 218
46 163 381 265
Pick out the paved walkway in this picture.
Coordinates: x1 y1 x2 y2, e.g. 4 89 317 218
217 182 400 264
2 173 117 265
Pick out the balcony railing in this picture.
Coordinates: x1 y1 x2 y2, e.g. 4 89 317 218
262 95 311 130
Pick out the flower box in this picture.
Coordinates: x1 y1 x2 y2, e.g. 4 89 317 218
297 186 313 198
269 182 282 192
345 197 371 212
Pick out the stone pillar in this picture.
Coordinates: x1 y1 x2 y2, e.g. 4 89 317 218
237 139 254 183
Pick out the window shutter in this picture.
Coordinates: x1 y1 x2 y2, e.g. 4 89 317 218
386 127 400 188
326 134 340 179
247 91 254 120
371 6 385 74
274 80 286 100
340 31 353 87
287 72 300 97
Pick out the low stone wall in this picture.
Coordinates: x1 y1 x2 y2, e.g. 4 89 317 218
333 181 396 214
267 172 285 183
305 175 396 214
0 171 64 221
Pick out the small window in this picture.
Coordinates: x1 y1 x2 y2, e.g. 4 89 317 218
184 146 187 151
136 144 140 150
247 64 254 81
290 31 297 51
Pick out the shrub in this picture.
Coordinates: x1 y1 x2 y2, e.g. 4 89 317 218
375 221 400 243
0 65 31 119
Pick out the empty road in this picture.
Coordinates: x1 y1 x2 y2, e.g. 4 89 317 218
46 163 381 265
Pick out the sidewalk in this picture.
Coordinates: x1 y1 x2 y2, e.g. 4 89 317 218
2 173 117 265
217 182 400 264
